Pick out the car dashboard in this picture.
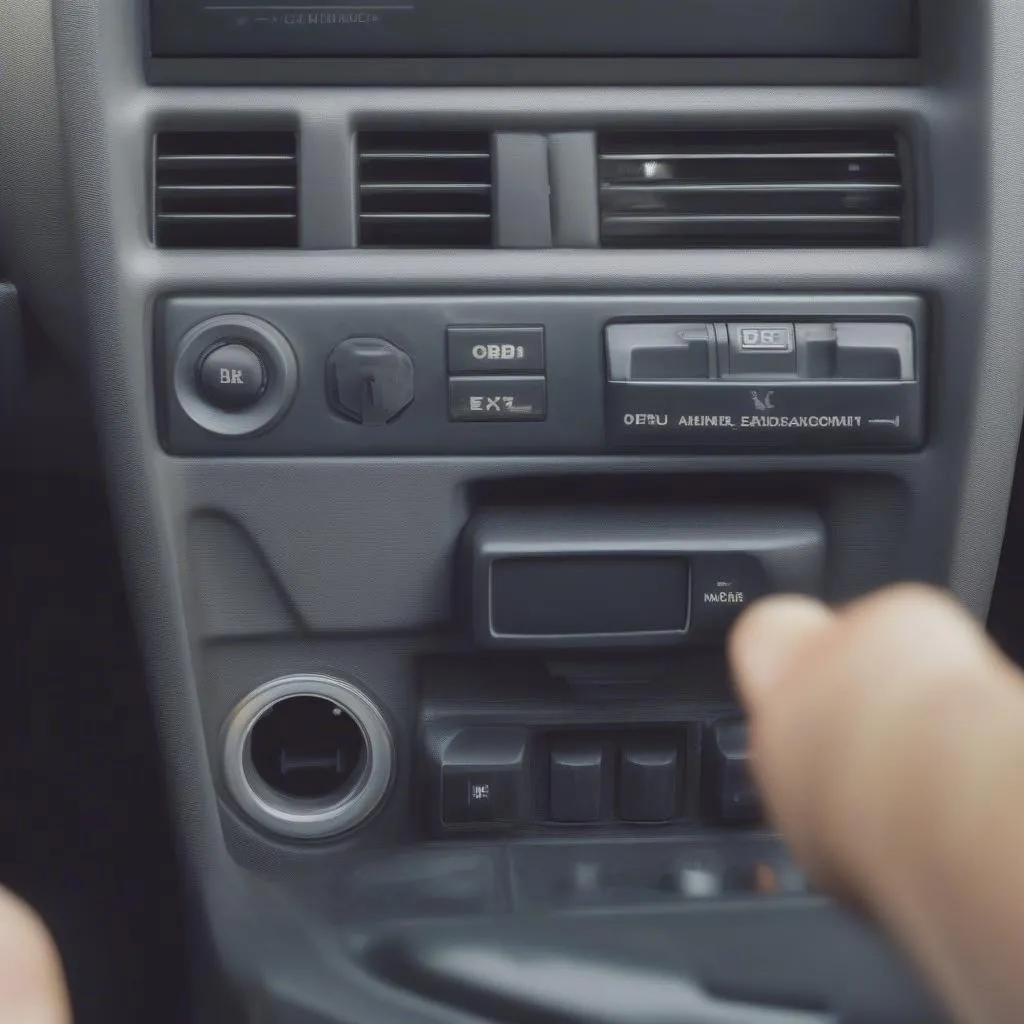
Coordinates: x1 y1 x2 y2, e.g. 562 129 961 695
0 1 1018 1022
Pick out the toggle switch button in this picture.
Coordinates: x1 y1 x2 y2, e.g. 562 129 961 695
605 322 713 381
550 742 605 823
619 743 680 823
441 727 531 827
704 720 763 826
795 323 840 379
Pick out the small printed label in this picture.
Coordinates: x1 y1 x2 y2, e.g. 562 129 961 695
472 343 528 364
450 377 547 422
622 412 876 431
468 394 536 415
740 326 794 351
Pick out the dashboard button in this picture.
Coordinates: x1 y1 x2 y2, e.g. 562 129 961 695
834 322 913 381
795 323 840 379
197 341 267 411
704 720 762 826
606 322 713 381
550 742 605 823
727 323 797 377
449 376 546 421
835 344 903 380
441 727 530 826
619 743 679 823
448 326 545 375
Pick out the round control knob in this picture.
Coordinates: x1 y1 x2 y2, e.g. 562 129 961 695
197 341 268 411
327 337 415 425
173 314 298 438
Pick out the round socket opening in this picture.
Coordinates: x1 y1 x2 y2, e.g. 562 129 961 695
248 695 367 803
223 675 395 839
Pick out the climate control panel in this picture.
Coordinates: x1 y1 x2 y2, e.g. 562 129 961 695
158 294 925 456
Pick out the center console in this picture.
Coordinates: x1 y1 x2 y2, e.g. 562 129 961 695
1 0 1021 1021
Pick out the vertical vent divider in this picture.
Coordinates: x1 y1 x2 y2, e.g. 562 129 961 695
358 130 495 248
598 129 908 248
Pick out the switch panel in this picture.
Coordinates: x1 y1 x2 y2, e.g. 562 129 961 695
606 318 920 450
420 722 759 838
160 294 924 454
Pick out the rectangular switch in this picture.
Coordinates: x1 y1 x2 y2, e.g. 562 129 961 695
795 321 913 381
727 323 798 377
448 326 546 375
440 727 531 826
619 743 680 823
550 741 606 823
606 322 714 381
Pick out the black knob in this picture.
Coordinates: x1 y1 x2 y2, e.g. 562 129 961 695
327 337 415 425
197 341 268 411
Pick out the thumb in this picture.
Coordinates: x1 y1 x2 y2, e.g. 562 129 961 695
729 585 1024 1024
0 887 70 1024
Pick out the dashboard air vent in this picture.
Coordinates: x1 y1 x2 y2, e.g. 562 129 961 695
358 131 494 248
598 130 907 248
154 131 299 248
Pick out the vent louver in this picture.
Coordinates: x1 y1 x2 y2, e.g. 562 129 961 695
598 130 907 248
154 131 299 248
358 131 494 248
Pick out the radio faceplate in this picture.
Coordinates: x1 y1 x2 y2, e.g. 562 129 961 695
158 294 926 457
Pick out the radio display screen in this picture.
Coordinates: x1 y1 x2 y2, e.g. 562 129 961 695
150 0 919 59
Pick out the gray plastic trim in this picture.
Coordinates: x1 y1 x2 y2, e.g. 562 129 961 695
173 314 299 437
494 133 552 249
549 132 600 248
222 674 395 840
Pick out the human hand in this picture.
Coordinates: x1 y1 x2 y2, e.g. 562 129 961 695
0 887 69 1024
730 585 1024 1024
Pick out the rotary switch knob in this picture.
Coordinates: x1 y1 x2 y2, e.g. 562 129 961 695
326 337 415 425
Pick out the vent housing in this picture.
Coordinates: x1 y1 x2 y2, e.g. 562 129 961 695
154 131 299 249
358 131 494 248
598 130 907 248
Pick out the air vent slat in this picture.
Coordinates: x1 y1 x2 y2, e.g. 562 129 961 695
598 130 907 248
360 151 492 161
358 131 494 248
154 131 299 249
603 182 903 194
359 182 493 193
